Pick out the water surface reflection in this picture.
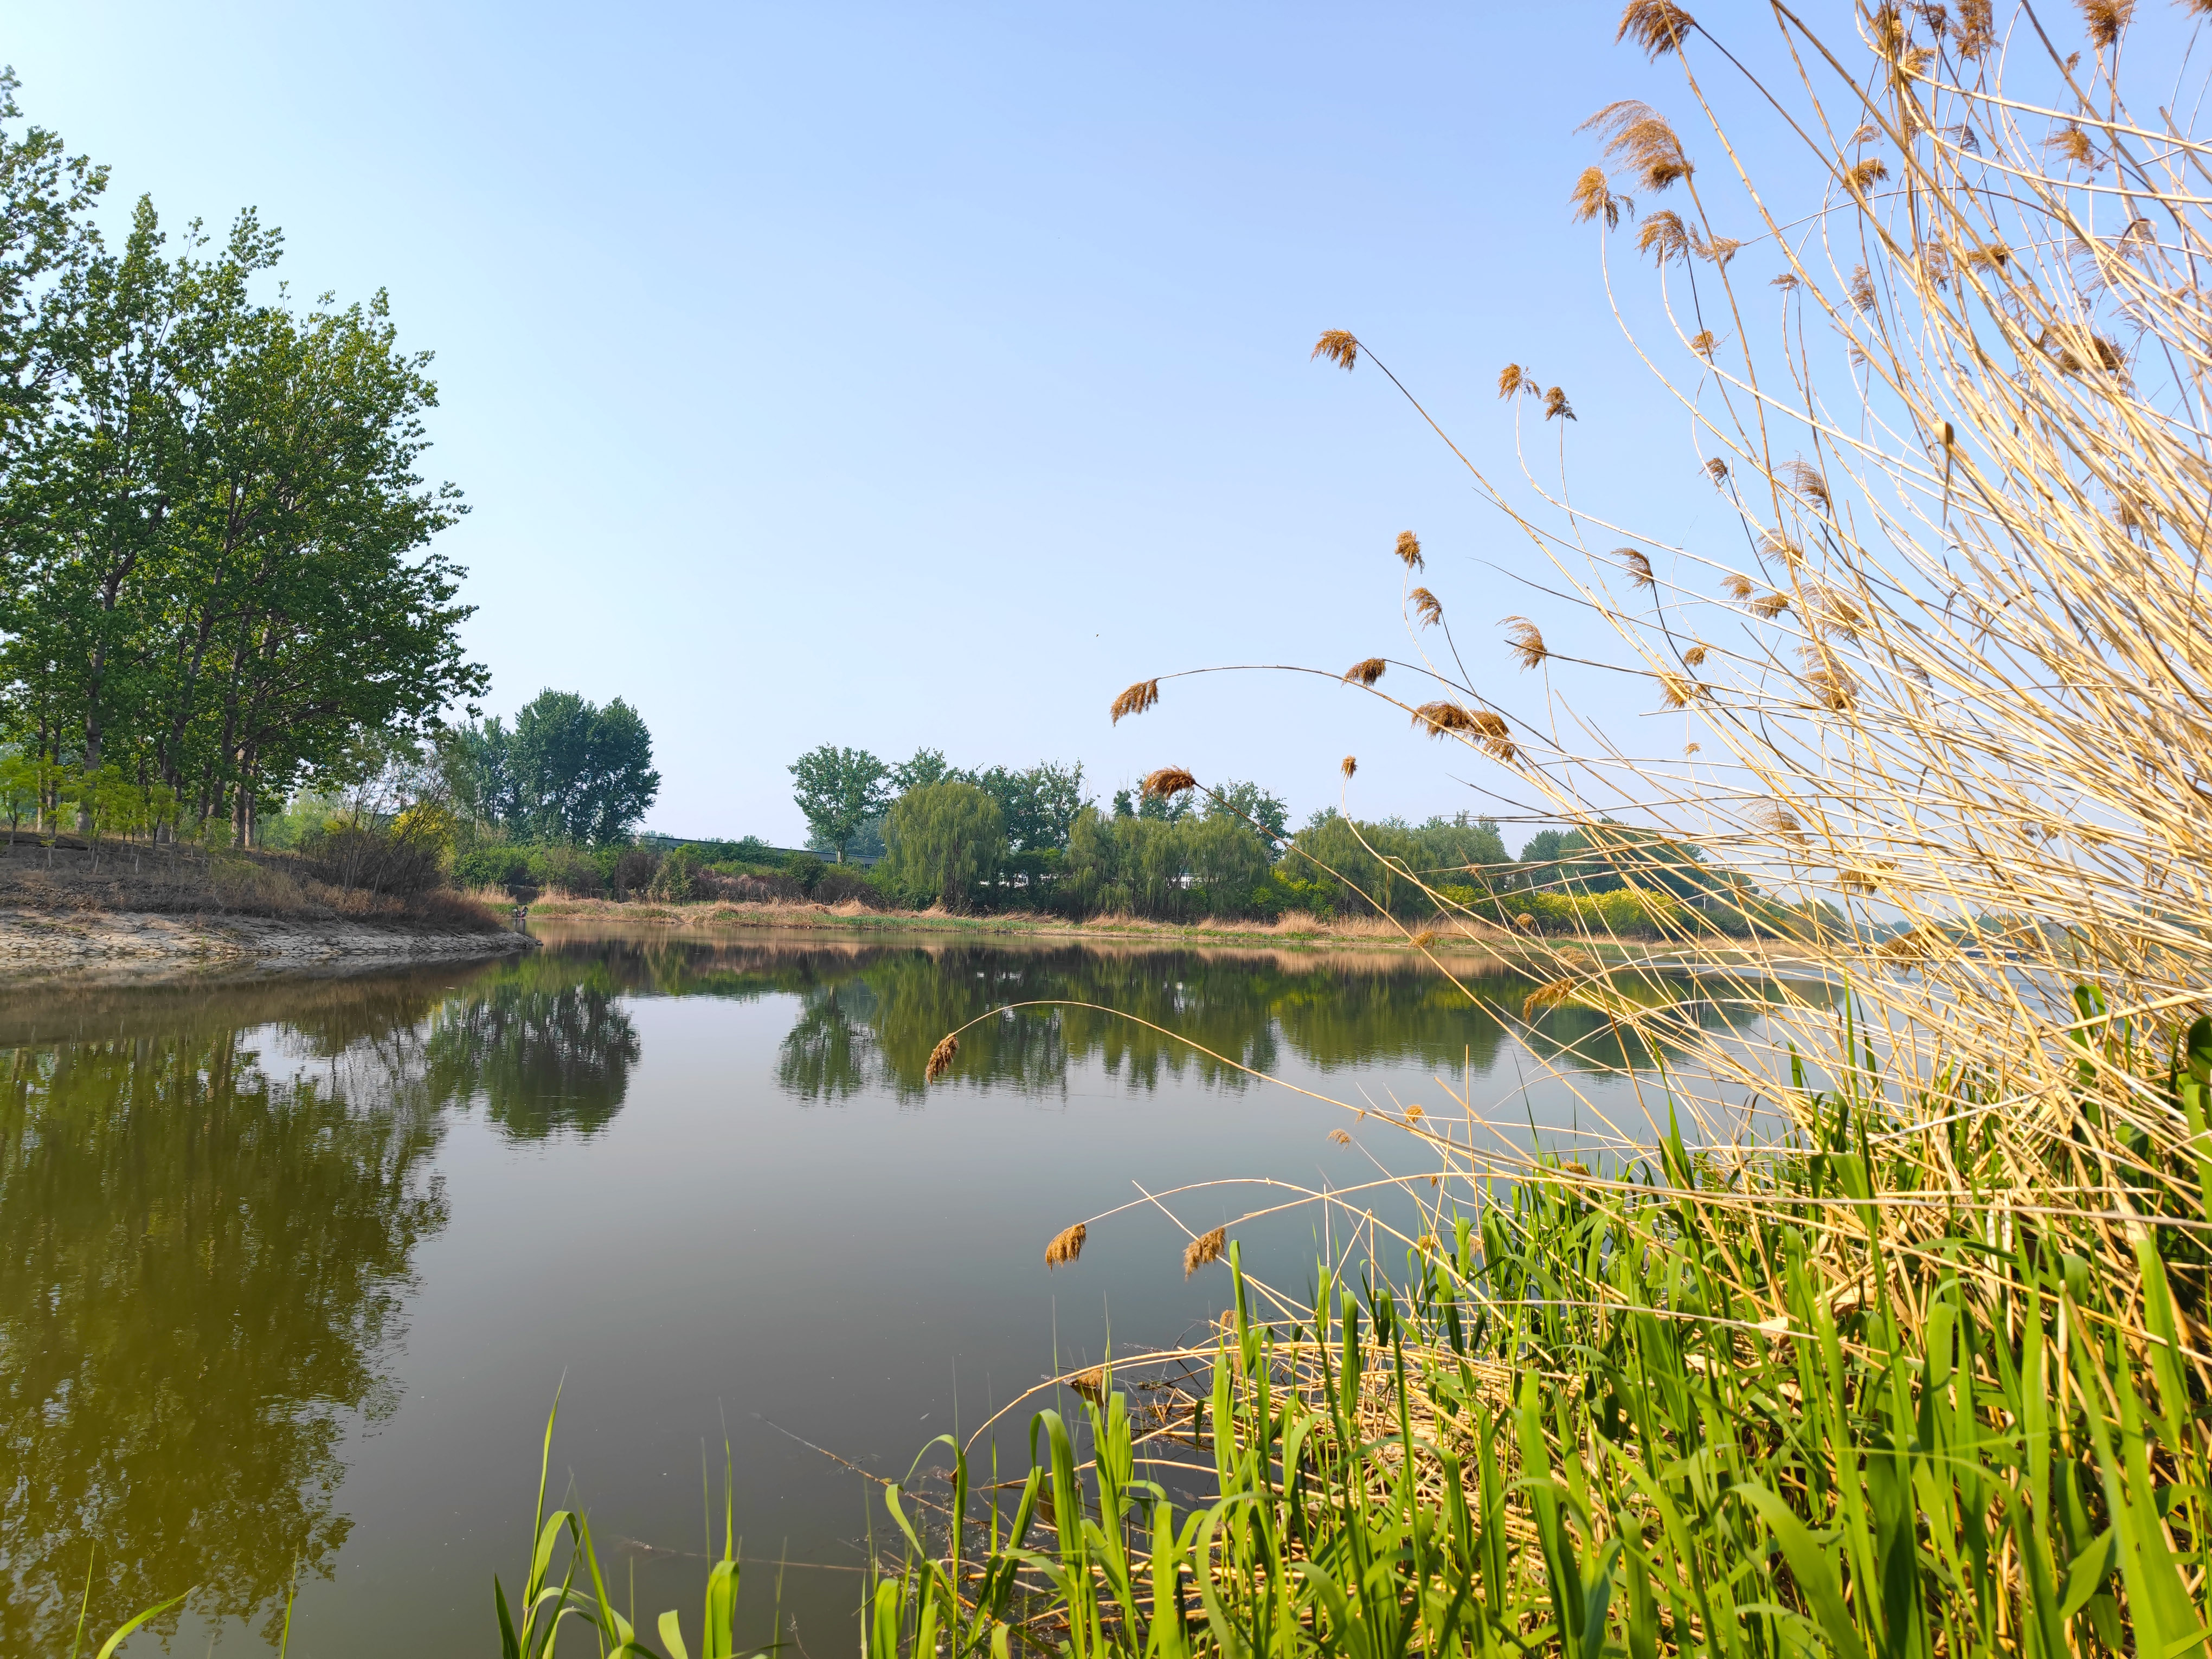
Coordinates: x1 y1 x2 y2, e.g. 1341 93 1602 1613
0 928 1782 1654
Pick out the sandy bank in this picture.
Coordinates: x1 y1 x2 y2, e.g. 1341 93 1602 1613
0 906 537 980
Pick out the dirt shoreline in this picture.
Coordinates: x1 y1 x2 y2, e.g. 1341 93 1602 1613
0 906 538 980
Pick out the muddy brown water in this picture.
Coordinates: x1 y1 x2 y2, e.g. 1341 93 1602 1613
0 922 1781 1656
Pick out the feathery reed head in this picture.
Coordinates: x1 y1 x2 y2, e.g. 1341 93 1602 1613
2080 1 2132 51
1660 672 1702 709
1311 329 1359 370
1044 1222 1088 1269
1724 573 1755 599
1690 329 1716 358
1395 530 1424 569
1684 741 1702 755
1705 456 1729 484
1141 766 1198 800
1110 679 1159 724
1523 978 1579 1019
1848 157 1890 193
1342 657 1387 686
1755 800 1808 847
1340 754 1357 779
1328 1128 1352 1145
1615 547 1655 587
1780 457 1830 508
1183 1226 1226 1277
1638 209 1692 266
1413 702 1514 759
1579 100 1694 193
1502 615 1548 669
1618 0 1695 59
1568 168 1628 229
1544 385 1576 421
925 1033 960 1082
1409 587 1444 627
1514 912 1537 930
1751 590 1791 619
1068 1366 1104 1401
1757 529 1803 566
1681 642 1708 667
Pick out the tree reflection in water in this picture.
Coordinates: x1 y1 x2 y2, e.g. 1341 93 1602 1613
424 958 641 1139
0 934 1790 1651
0 1015 447 1652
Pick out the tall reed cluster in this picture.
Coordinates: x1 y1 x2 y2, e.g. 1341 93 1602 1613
861 2 2212 1651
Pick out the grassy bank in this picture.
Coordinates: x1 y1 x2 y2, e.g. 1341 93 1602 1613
1 834 508 933
513 892 1526 955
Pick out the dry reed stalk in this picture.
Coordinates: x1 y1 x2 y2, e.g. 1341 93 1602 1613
1183 1227 1226 1277
1044 1223 1086 1269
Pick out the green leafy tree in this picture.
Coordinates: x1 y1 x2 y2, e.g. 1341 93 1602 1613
889 747 951 793
788 744 891 863
1207 779 1290 842
450 691 659 844
881 780 1004 909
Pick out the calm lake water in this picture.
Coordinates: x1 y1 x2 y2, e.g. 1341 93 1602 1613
0 924 1768 1656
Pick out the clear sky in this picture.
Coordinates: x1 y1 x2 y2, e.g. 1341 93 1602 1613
8 3 1793 847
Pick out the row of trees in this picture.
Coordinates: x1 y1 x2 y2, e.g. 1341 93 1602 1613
782 741 1798 929
0 79 484 846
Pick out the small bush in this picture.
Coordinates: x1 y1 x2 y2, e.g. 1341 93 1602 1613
783 853 827 895
610 845 659 899
814 866 890 908
538 843 605 898
647 847 699 902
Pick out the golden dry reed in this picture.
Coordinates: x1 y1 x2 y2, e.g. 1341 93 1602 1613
923 1033 959 1083
1043 1223 1086 1269
1182 1226 1226 1277
1109 679 1159 724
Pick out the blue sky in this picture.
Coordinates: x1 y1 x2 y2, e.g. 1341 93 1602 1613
9 3 1787 846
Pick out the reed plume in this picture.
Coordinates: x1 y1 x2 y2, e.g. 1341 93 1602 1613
1141 767 1198 799
1110 679 1159 724
1681 642 1707 667
1409 588 1443 626
1705 456 1728 483
1182 1227 1226 1277
1044 1223 1086 1269
1614 547 1654 586
1328 1128 1352 1145
1311 329 1359 370
1749 589 1789 618
1723 573 1755 599
1340 755 1356 778
1498 363 1538 397
1501 616 1547 669
1393 531 1424 572
1568 169 1626 229
1617 0 1694 58
1543 386 1575 421
1579 100 1693 192
925 1034 959 1082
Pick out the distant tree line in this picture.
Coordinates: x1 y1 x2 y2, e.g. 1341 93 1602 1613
744 742 1824 937
0 80 484 847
